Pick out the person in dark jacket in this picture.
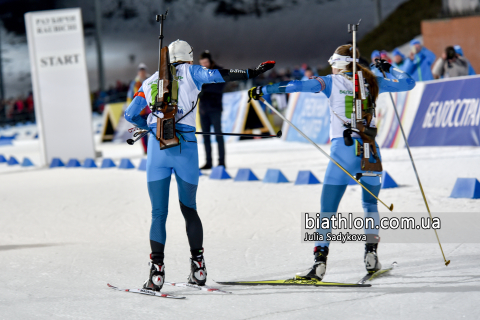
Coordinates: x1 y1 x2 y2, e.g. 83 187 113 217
198 51 226 169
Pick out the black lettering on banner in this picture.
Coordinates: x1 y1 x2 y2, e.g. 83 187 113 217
40 54 81 67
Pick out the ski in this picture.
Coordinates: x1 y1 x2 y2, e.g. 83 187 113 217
357 261 397 284
165 282 232 294
107 283 186 299
216 278 370 287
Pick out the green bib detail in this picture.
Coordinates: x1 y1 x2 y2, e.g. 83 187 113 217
344 96 368 119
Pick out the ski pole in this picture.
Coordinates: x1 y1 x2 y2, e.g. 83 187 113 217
379 69 450 266
260 97 394 212
195 131 282 138
126 130 150 145
127 129 282 145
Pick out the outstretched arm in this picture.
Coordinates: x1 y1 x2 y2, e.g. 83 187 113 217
256 76 333 98
189 61 275 90
377 65 416 93
124 88 151 130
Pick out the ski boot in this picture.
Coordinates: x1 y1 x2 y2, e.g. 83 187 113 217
188 248 207 286
296 246 329 281
143 254 165 291
365 240 382 273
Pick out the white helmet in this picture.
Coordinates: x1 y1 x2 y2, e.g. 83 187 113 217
168 40 193 63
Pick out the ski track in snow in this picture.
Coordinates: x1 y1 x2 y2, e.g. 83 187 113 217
1 137 480 319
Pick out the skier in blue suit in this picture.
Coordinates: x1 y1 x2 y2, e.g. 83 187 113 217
248 44 415 280
403 39 436 81
454 45 476 75
370 50 383 77
392 48 406 71
124 39 275 292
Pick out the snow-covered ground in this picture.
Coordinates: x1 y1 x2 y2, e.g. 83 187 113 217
1 136 480 319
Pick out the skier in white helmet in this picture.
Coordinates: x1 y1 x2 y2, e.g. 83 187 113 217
125 39 275 292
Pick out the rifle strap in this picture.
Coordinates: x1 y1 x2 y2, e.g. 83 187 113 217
176 99 198 124
170 64 179 102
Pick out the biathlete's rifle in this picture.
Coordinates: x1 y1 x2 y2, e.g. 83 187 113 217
152 10 180 150
260 97 393 212
346 20 383 181
375 61 450 266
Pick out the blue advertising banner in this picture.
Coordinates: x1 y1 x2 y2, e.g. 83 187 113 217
221 91 244 135
285 92 331 144
408 76 480 146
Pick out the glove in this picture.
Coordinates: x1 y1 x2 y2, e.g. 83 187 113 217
373 59 392 73
248 61 276 78
248 86 264 101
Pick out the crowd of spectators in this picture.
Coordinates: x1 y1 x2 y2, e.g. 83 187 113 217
369 39 476 82
0 80 130 127
1 39 477 128
0 93 35 126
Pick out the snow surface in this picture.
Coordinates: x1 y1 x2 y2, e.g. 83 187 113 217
1 137 480 319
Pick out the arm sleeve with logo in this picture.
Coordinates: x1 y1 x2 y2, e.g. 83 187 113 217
261 75 333 98
377 66 416 94
190 64 253 90
124 87 150 130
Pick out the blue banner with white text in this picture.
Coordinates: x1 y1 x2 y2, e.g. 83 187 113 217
408 77 480 146
285 92 331 144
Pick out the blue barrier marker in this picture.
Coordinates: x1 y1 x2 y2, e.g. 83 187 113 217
381 171 398 189
210 165 231 179
7 156 19 165
21 158 34 167
450 178 480 199
138 159 147 171
295 170 320 185
234 168 259 181
119 158 135 169
66 159 82 168
0 155 6 163
263 169 289 183
83 158 98 168
101 158 116 168
50 158 65 168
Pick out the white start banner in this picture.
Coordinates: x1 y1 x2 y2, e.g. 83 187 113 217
25 8 95 166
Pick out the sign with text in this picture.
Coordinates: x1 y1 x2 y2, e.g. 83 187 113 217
25 8 95 166
408 76 480 147
282 92 331 144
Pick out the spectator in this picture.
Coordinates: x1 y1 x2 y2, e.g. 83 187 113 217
370 50 383 77
454 45 476 75
25 92 34 121
301 68 314 80
392 48 406 70
127 63 149 103
198 50 226 169
432 46 469 79
291 66 303 80
380 50 391 63
403 39 436 81
127 63 150 153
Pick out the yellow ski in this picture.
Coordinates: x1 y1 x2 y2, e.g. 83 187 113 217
216 278 371 287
